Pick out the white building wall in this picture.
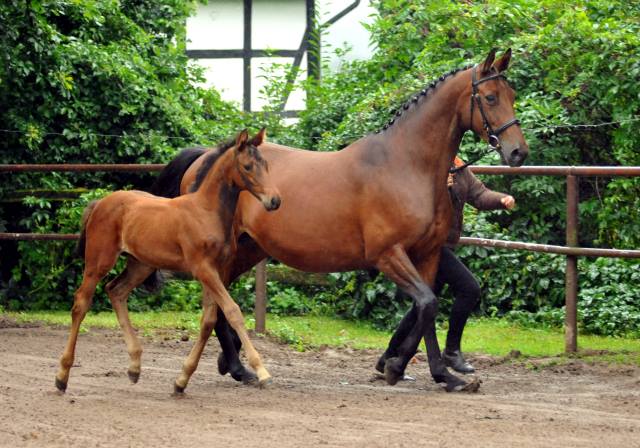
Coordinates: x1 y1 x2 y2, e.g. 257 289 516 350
185 0 375 111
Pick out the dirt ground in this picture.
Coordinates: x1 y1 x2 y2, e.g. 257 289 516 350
1 319 639 448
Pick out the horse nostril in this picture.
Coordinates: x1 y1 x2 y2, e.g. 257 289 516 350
510 148 521 161
270 197 281 210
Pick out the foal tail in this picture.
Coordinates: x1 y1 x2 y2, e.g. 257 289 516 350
75 200 99 258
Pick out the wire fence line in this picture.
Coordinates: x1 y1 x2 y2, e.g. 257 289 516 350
1 116 639 146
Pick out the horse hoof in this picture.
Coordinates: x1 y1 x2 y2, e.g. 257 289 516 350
241 369 259 386
444 376 480 393
127 370 140 384
217 352 229 376
258 377 272 389
55 378 67 393
173 383 186 395
375 355 386 374
455 377 482 393
383 357 404 386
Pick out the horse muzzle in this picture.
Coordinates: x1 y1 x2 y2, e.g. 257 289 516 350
507 146 528 167
261 194 281 211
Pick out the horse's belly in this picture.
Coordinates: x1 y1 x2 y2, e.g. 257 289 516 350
243 205 366 272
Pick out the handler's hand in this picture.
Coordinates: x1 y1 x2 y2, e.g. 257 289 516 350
501 195 516 210
447 173 454 188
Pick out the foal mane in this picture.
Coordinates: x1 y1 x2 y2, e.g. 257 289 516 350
377 64 474 134
190 139 236 192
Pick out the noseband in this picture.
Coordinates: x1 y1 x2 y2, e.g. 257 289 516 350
470 65 520 149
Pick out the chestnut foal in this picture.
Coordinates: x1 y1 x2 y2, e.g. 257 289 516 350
55 129 280 393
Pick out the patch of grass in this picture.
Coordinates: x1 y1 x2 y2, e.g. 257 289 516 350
7 311 639 365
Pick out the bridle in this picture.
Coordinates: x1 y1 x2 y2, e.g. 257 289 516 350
470 65 520 148
450 65 521 174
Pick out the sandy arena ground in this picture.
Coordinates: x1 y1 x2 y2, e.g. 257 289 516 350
1 317 639 447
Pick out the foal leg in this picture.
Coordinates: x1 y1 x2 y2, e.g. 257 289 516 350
196 265 271 387
55 245 120 392
105 257 155 383
174 293 218 394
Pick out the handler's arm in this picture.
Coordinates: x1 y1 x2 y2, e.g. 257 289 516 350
465 169 515 210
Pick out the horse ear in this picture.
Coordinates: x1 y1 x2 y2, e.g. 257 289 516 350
251 127 267 146
480 48 497 74
236 129 249 151
493 48 512 73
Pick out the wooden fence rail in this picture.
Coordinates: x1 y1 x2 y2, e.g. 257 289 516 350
2 164 639 352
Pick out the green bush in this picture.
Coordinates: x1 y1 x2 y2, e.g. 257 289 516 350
1 1 638 338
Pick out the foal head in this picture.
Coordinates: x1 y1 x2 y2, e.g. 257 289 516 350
465 48 529 167
232 128 281 211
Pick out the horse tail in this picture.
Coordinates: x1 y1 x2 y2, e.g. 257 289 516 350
149 147 208 198
75 200 99 258
141 147 207 292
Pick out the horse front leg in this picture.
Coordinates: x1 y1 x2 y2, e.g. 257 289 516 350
413 254 478 392
376 244 473 391
195 263 271 388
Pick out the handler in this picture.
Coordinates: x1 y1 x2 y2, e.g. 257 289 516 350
376 156 515 375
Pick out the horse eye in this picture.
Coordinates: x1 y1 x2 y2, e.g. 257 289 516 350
244 163 253 171
486 94 496 103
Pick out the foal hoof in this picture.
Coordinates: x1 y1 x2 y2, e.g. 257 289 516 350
173 382 186 395
383 357 405 386
55 378 67 393
258 377 272 389
127 370 140 384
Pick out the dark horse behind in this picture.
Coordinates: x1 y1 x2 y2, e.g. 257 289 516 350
146 49 528 392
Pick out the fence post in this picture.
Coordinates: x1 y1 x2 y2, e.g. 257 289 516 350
254 259 267 334
565 175 579 353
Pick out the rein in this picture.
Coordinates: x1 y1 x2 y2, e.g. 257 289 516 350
450 65 521 174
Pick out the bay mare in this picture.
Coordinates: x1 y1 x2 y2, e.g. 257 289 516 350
148 49 529 392
56 129 281 393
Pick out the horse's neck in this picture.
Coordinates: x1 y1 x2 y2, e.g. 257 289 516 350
380 76 467 179
192 150 239 213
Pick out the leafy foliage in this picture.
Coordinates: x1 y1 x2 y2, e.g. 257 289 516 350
285 0 640 336
1 1 638 338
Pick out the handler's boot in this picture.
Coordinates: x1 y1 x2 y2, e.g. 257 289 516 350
442 349 475 374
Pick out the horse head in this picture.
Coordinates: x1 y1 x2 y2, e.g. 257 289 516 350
233 128 281 211
466 48 529 167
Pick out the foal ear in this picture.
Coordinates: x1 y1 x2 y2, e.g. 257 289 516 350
250 127 267 146
493 48 512 73
480 48 497 74
235 129 249 151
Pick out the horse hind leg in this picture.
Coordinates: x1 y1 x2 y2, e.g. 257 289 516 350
105 257 155 384
216 237 266 384
174 291 218 394
55 244 120 392
215 307 257 385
